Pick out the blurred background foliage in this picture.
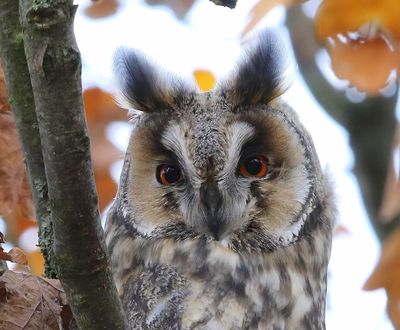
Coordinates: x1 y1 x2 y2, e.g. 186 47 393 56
0 0 399 328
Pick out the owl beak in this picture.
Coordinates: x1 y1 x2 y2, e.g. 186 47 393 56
200 181 223 240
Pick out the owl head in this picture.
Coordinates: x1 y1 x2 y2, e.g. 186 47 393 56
113 32 326 253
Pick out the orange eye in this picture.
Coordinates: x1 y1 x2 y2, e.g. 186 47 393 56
239 156 268 178
156 164 182 185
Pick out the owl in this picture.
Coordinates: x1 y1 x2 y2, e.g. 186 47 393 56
105 32 335 330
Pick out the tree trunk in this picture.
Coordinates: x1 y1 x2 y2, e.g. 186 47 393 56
0 0 55 277
1 0 130 328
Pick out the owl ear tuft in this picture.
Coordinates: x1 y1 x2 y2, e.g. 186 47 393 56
113 48 192 113
222 30 288 107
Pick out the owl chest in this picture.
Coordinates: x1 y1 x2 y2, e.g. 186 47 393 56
179 266 320 330
117 239 328 330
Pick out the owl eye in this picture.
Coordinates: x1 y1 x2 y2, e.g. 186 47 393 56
239 156 268 178
156 164 182 185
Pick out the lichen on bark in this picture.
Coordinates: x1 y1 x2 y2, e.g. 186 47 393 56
11 0 128 328
0 0 56 277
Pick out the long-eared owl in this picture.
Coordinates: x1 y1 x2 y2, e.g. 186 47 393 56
105 31 335 330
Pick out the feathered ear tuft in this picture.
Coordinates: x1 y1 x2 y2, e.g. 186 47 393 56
113 48 193 113
221 30 288 107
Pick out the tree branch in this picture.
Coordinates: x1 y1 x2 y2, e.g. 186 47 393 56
19 0 128 328
0 0 55 277
286 7 400 241
209 0 237 9
0 260 7 275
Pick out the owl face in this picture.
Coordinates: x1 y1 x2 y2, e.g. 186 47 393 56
115 34 321 252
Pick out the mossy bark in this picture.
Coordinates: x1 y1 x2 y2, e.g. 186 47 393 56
0 0 55 277
286 7 400 241
18 0 128 328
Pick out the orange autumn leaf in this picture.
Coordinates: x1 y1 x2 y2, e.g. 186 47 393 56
241 0 305 38
380 126 400 223
364 229 400 329
316 0 400 40
26 250 45 276
85 0 119 19
84 87 126 124
327 36 400 94
84 88 126 211
193 70 216 92
95 169 119 212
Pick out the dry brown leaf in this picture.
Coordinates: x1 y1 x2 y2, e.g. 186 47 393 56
7 248 28 266
193 70 216 92
380 125 400 223
145 0 196 19
327 36 400 94
84 88 126 211
364 229 400 329
0 66 10 113
84 0 119 19
12 250 45 276
316 0 400 40
0 112 32 217
0 234 28 266
0 270 70 330
241 0 305 38
0 70 34 219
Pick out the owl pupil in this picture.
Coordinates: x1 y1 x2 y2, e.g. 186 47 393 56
164 166 180 182
245 158 263 175
157 165 182 185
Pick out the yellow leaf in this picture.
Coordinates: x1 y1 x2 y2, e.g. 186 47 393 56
193 70 216 92
316 0 400 40
26 250 45 276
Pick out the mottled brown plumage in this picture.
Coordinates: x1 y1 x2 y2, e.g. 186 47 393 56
106 31 335 330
